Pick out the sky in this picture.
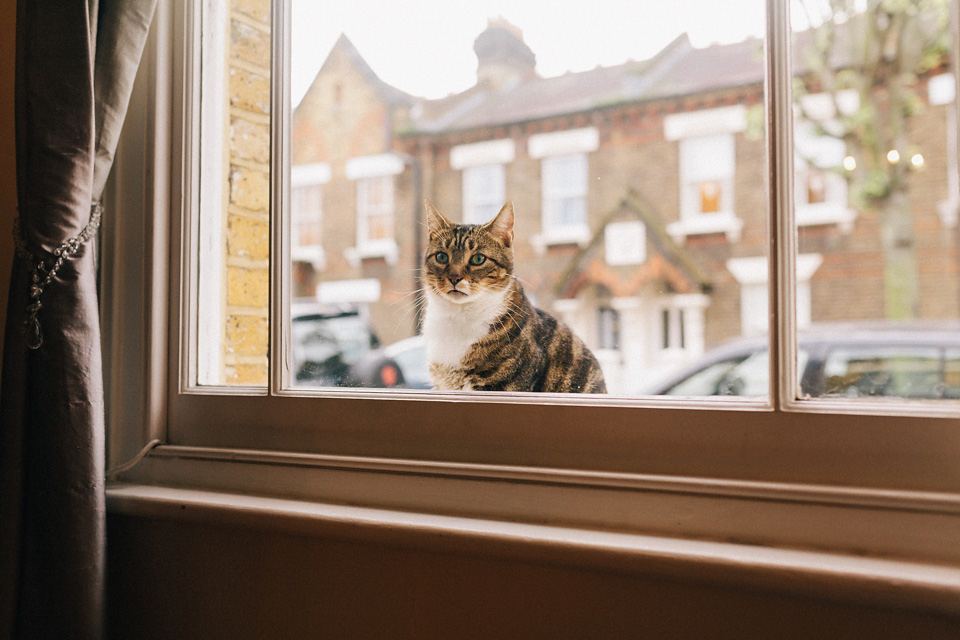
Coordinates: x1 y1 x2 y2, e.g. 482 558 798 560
291 0 769 106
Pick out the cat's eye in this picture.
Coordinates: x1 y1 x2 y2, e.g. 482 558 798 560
469 254 487 266
435 251 449 264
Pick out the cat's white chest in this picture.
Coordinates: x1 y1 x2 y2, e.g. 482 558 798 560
423 289 507 368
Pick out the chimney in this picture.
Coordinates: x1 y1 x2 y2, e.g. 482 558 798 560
474 17 537 90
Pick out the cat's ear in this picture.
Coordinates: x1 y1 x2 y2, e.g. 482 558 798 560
424 199 453 236
484 202 515 248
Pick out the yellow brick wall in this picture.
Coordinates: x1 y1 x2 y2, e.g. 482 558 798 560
224 0 270 385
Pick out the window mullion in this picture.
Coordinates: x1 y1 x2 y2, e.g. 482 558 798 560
765 0 797 411
270 0 291 394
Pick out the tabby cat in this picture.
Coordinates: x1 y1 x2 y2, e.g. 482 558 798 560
422 200 606 393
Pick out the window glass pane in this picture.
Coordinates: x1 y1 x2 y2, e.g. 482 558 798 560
289 0 767 396
194 0 271 387
791 0 960 404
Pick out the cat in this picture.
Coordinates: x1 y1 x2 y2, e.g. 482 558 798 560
421 200 607 393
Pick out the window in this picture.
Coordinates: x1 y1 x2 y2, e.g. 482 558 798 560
665 106 747 242
103 0 960 598
529 127 598 248
793 93 856 229
291 162 329 270
450 138 514 224
462 165 506 224
357 175 393 243
345 154 403 265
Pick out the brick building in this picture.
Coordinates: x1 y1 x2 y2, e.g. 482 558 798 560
290 18 960 394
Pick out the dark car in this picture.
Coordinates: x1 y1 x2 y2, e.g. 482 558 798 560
291 302 405 388
643 321 960 400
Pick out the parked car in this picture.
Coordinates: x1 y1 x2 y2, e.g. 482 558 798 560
291 302 405 388
384 334 431 389
643 321 960 400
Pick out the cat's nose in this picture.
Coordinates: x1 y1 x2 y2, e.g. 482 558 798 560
448 272 463 286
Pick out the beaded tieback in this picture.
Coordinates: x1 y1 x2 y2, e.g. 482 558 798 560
12 202 103 349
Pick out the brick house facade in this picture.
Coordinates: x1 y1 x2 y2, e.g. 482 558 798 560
290 19 959 393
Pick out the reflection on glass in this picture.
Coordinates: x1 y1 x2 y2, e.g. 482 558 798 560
792 0 959 403
289 0 769 395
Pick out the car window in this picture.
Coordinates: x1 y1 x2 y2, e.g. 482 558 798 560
662 357 749 396
946 349 960 399
662 348 811 397
822 346 944 399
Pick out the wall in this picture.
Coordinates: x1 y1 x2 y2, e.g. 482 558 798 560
224 0 272 385
106 511 960 640
0 0 16 373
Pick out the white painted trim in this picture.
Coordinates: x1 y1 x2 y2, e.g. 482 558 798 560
552 299 583 313
528 127 599 158
798 89 860 121
450 139 515 169
345 153 405 180
291 162 331 186
666 212 743 243
531 224 592 253
290 245 326 270
345 238 400 267
929 73 957 106
796 202 856 231
195 0 229 386
316 278 382 305
664 105 747 140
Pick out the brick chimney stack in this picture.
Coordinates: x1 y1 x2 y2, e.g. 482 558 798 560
474 17 537 90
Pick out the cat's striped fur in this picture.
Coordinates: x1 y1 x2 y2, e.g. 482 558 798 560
422 200 606 393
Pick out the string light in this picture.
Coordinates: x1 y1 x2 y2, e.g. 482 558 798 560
843 156 857 171
887 149 901 164
911 153 925 168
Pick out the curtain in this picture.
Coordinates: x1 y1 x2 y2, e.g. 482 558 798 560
1 1 156 638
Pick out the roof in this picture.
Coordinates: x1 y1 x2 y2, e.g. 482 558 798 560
409 34 765 134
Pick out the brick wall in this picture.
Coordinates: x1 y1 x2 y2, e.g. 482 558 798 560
224 0 270 385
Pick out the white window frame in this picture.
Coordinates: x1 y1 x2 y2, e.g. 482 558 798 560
290 162 330 269
345 153 403 265
665 106 746 243
930 73 960 228
529 127 597 249
451 139 514 224
793 92 858 230
462 164 506 225
102 0 960 615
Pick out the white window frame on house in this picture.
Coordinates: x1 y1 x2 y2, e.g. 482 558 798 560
345 153 403 265
930 73 960 228
665 105 746 243
450 138 514 225
102 0 960 615
290 162 330 269
794 91 858 231
462 165 506 224
529 127 598 250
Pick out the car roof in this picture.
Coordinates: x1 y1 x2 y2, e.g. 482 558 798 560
290 299 360 320
708 320 960 353
643 320 960 394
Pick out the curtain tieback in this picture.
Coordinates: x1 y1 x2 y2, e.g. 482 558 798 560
12 202 104 350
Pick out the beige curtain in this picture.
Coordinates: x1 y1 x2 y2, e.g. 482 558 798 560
1 1 156 637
